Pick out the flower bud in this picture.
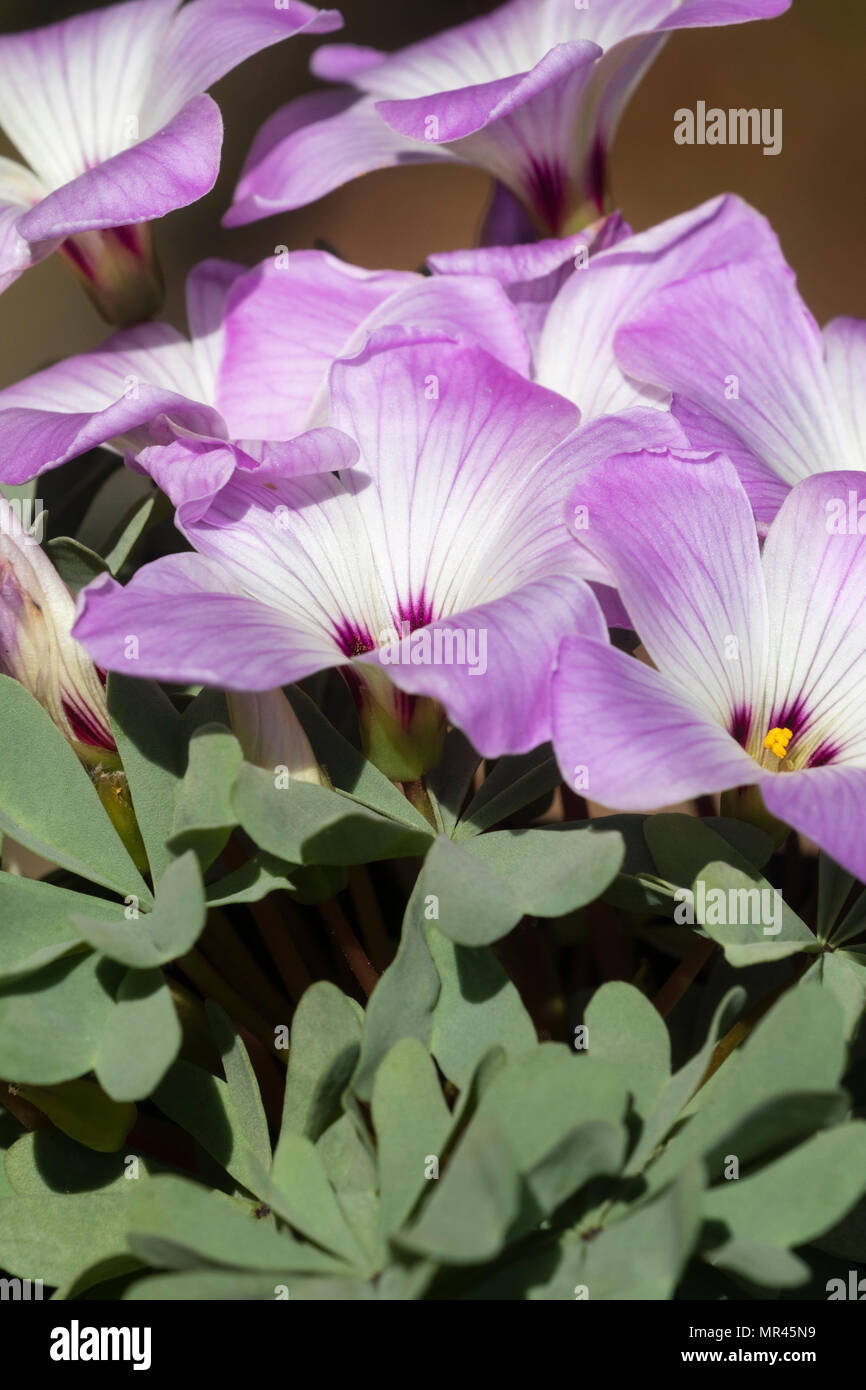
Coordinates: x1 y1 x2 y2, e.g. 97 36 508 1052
352 664 446 783
720 783 790 850
0 498 117 766
227 688 329 787
59 223 165 327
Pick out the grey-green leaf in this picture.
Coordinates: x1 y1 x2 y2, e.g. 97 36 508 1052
0 873 115 983
398 1110 522 1264
0 1192 133 1286
454 747 562 840
0 676 149 900
70 850 206 969
280 982 363 1141
371 1038 452 1235
107 674 184 886
234 764 433 866
206 1001 271 1171
703 1123 866 1251
169 724 243 871
0 952 122 1085
422 823 623 946
428 927 537 1088
584 981 671 1117
96 969 181 1102
126 1174 348 1275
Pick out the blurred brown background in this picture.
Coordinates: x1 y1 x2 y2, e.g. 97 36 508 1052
0 0 863 387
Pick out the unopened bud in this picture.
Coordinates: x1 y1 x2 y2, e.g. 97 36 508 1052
0 499 117 766
227 688 329 787
59 222 164 327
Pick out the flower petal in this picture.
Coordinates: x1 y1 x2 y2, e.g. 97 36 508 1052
133 438 242 525
552 633 757 810
362 574 606 757
339 273 531 378
377 43 603 233
180 469 385 646
235 428 360 484
0 323 220 484
614 259 851 486
428 212 629 350
0 158 54 291
145 0 343 130
185 257 247 407
224 89 441 227
327 328 583 619
73 554 337 690
559 407 691 585
134 426 359 526
0 321 201 414
537 194 784 418
565 448 768 734
0 204 40 293
216 252 418 438
0 387 225 486
822 317 866 463
18 94 223 241
218 251 532 441
477 179 543 248
760 470 866 763
652 0 791 28
428 228 609 284
0 0 176 191
304 273 533 424
760 766 866 882
374 42 601 143
670 397 793 531
0 497 115 755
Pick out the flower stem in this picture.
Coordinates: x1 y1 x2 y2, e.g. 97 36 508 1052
348 864 394 970
317 898 379 998
403 777 439 829
128 1113 198 1175
698 955 812 1088
1 1080 49 1131
92 767 150 876
652 935 717 1018
176 949 285 1063
720 784 789 848
251 896 314 1004
561 201 609 237
219 835 313 1002
205 910 290 1022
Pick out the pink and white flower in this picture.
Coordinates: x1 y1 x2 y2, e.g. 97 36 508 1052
0 0 342 322
225 0 790 241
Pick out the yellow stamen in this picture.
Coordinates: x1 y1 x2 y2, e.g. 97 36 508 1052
763 726 793 760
